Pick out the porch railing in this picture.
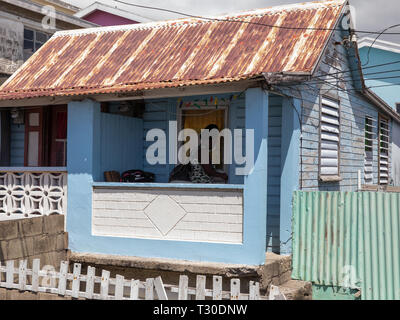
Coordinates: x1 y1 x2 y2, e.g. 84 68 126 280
0 168 67 220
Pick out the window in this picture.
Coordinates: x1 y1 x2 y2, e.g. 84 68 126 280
396 103 400 114
364 116 376 184
319 97 340 180
23 28 50 60
24 106 67 167
378 115 390 185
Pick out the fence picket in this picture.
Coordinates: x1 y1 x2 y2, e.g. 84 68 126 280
249 281 256 300
196 275 206 300
86 266 95 299
130 279 139 300
254 282 260 300
6 260 14 289
71 263 81 299
154 276 168 300
145 278 154 300
115 275 124 300
0 259 264 300
212 276 222 300
31 259 40 292
178 275 189 300
230 279 240 300
58 261 68 296
18 260 27 291
100 270 110 300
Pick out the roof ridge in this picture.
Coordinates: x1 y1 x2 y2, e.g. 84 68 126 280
53 0 346 37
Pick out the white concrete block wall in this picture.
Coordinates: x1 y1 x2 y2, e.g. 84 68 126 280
92 187 243 244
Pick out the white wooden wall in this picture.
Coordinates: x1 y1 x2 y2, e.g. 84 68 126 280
92 187 243 244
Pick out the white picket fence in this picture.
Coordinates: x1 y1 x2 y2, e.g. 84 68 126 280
0 259 276 300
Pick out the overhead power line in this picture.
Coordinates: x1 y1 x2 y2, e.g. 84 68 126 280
112 0 400 35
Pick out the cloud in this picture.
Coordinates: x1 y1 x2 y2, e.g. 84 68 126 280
65 0 400 42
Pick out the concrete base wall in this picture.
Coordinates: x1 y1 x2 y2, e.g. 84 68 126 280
0 288 73 300
69 252 301 297
0 215 68 268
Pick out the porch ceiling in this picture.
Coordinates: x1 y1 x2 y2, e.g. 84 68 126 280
0 0 345 102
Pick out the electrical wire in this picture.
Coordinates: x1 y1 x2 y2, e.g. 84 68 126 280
111 0 400 35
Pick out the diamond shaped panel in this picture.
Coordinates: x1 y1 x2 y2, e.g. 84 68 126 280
144 195 187 236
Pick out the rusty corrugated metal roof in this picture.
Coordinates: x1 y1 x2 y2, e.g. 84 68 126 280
0 0 346 101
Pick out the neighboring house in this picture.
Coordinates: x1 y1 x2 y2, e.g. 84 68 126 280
358 38 400 186
0 0 398 265
74 1 152 26
0 0 97 84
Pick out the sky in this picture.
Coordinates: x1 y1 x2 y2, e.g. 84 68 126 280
64 0 400 43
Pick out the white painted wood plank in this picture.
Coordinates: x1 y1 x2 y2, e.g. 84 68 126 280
145 278 154 300
154 276 168 300
31 259 40 292
71 263 81 298
6 260 14 289
115 275 124 300
212 276 222 300
130 279 139 300
18 260 27 291
86 266 95 299
254 282 260 300
178 275 188 300
195 275 206 300
100 270 110 300
230 279 240 300
58 261 69 296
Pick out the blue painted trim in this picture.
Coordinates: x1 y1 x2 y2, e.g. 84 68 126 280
92 182 244 190
280 97 301 254
243 87 269 264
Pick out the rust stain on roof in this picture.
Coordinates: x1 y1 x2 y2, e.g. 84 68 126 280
0 0 346 101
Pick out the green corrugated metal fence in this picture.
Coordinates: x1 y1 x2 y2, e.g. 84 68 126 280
292 191 400 300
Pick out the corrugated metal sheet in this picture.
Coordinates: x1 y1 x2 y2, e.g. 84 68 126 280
0 0 346 101
292 191 400 300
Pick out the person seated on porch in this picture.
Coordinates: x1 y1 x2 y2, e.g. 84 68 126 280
194 124 228 184
169 124 228 184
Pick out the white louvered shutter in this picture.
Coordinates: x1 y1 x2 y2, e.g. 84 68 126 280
379 117 390 185
320 98 340 177
364 116 376 184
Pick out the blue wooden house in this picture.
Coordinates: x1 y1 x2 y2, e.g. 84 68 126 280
358 38 400 186
0 0 398 265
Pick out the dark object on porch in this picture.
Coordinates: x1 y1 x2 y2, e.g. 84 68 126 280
104 171 121 182
169 164 192 183
121 170 155 183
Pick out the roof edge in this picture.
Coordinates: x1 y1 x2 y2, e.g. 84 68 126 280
358 37 400 54
362 87 400 123
74 1 153 23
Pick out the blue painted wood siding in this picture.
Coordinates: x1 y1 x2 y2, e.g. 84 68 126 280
99 113 143 180
142 98 176 183
281 29 388 191
10 123 24 166
267 94 283 252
